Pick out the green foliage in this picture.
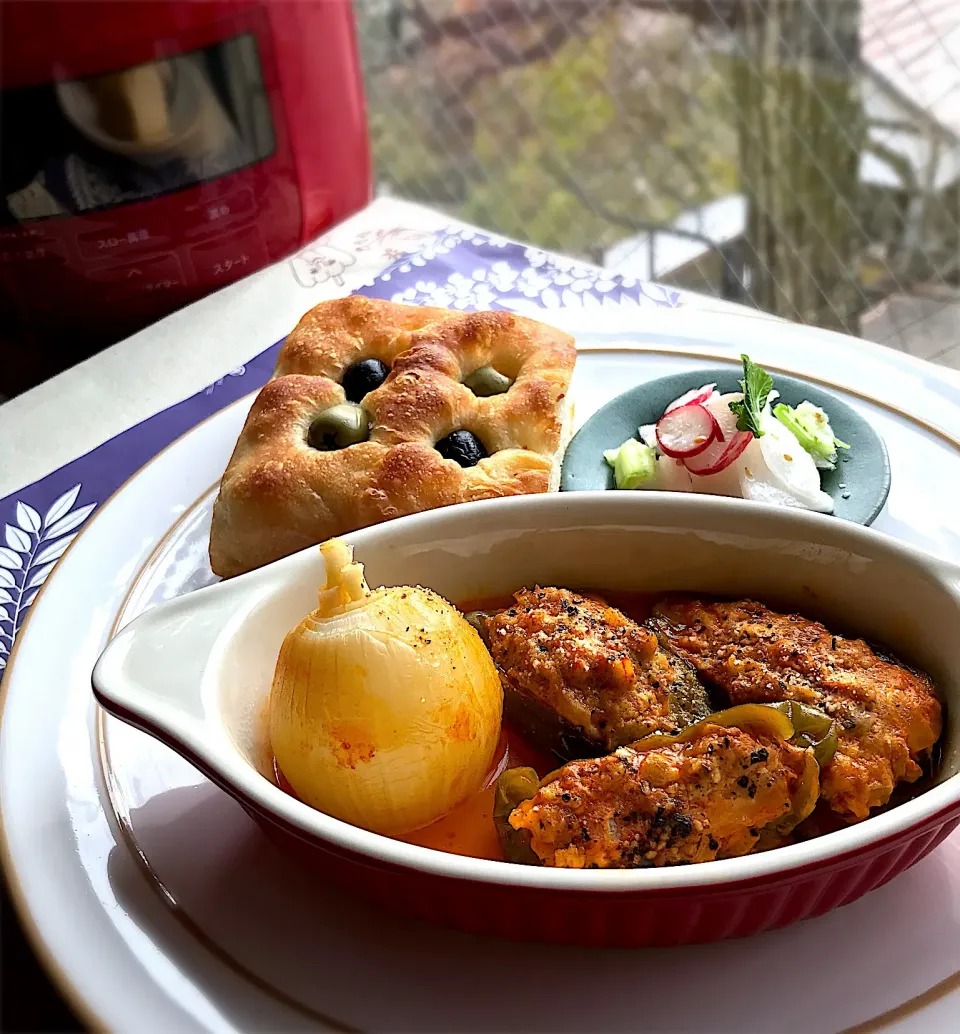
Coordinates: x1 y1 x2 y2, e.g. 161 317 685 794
364 10 739 259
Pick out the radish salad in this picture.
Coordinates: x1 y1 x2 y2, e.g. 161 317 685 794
603 356 848 513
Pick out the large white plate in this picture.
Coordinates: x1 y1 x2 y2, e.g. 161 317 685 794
5 307 960 1033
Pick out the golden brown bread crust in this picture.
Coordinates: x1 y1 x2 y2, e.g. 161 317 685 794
209 297 576 578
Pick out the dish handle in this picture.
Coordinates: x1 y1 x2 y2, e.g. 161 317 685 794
91 582 239 747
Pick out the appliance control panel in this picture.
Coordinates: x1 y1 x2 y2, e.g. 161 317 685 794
0 27 301 337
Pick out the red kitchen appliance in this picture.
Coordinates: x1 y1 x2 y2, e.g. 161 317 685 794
0 0 371 393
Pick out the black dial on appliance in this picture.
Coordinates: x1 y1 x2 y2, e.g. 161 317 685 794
342 358 389 402
436 430 488 467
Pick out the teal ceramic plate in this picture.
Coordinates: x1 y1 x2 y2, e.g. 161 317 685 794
560 366 891 525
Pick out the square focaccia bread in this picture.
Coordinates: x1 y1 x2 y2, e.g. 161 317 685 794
209 296 576 577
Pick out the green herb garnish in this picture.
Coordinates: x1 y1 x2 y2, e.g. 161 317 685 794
729 354 774 438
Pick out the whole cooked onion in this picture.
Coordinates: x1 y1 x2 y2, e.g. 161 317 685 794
269 539 503 835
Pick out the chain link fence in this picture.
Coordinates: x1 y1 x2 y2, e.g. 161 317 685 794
357 0 960 358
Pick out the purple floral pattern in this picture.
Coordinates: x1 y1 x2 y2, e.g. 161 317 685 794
359 229 682 311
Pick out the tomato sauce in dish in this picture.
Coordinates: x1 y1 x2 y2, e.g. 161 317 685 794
396 725 553 860
271 590 655 861
272 719 553 861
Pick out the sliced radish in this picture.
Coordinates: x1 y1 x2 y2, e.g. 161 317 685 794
684 429 753 476
655 404 719 458
665 383 717 413
639 423 658 450
704 392 742 435
752 409 834 513
740 474 807 508
682 392 750 474
658 456 695 492
690 456 745 497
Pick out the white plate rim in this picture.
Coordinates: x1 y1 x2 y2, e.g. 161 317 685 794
6 316 960 1032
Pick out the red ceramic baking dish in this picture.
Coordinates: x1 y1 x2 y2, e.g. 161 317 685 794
92 493 960 947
